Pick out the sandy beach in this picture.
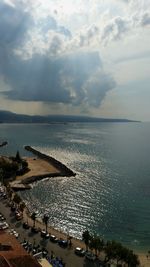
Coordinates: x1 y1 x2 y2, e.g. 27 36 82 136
16 157 60 181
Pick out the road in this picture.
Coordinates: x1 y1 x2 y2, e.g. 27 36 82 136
0 196 101 267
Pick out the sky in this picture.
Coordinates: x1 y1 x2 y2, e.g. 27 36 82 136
0 0 150 121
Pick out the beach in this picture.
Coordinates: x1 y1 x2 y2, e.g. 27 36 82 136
16 157 60 180
10 145 75 189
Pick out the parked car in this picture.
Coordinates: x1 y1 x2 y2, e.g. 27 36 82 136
85 251 96 261
11 206 16 212
0 222 9 230
75 247 86 257
15 211 23 220
42 231 49 239
9 229 19 238
41 231 50 239
42 248 48 257
58 239 68 248
41 229 46 237
50 234 58 243
23 222 30 229
31 227 39 233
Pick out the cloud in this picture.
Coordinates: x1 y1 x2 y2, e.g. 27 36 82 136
139 12 150 27
0 1 32 47
2 51 116 108
101 16 128 44
83 71 116 107
0 0 116 110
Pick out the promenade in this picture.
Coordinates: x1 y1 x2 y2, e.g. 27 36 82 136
0 196 99 267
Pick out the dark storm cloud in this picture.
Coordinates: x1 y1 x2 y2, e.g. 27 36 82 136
2 54 71 103
3 51 116 107
0 0 116 108
84 72 116 107
0 1 33 76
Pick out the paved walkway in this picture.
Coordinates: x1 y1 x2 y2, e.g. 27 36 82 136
0 197 100 267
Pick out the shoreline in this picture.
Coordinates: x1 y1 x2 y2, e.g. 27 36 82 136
25 146 76 178
22 207 149 267
10 146 76 190
23 206 85 249
6 146 149 266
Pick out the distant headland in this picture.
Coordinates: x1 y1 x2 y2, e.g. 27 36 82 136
0 110 140 123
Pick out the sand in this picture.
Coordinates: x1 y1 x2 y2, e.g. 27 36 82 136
16 157 60 181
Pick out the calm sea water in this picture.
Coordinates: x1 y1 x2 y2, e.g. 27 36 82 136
0 122 150 251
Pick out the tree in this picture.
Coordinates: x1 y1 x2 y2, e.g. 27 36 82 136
89 235 104 256
5 183 13 201
0 168 4 184
42 214 49 233
13 193 22 208
126 250 140 267
82 230 91 251
19 202 26 218
15 151 22 163
104 240 116 263
31 212 37 228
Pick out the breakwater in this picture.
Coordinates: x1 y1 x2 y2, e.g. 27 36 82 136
24 145 76 178
0 141 8 147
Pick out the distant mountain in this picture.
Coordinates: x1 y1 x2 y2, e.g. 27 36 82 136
0 110 140 123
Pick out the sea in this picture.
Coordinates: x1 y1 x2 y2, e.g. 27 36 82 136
0 122 150 251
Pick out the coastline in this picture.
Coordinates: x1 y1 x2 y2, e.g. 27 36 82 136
22 206 149 267
10 146 76 190
7 147 149 266
23 206 84 249
24 146 76 177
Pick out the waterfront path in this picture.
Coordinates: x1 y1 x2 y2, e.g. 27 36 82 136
0 197 100 267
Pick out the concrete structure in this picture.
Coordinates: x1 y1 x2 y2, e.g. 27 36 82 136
0 231 41 267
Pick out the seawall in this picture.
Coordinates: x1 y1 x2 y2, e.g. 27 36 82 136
24 145 76 178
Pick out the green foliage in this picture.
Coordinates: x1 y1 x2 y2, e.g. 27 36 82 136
31 212 37 228
42 214 49 233
0 157 19 180
15 151 22 163
89 235 104 255
82 230 91 251
13 193 22 206
0 153 29 180
82 230 139 266
19 202 26 212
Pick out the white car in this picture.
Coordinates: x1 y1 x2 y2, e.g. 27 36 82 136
0 222 9 230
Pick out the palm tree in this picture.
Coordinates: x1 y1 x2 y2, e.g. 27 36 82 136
13 193 22 208
31 212 37 228
126 250 140 267
42 214 49 233
82 230 91 251
19 202 26 218
90 236 104 256
15 151 22 163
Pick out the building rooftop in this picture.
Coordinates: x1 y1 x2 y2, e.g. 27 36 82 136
0 232 41 267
